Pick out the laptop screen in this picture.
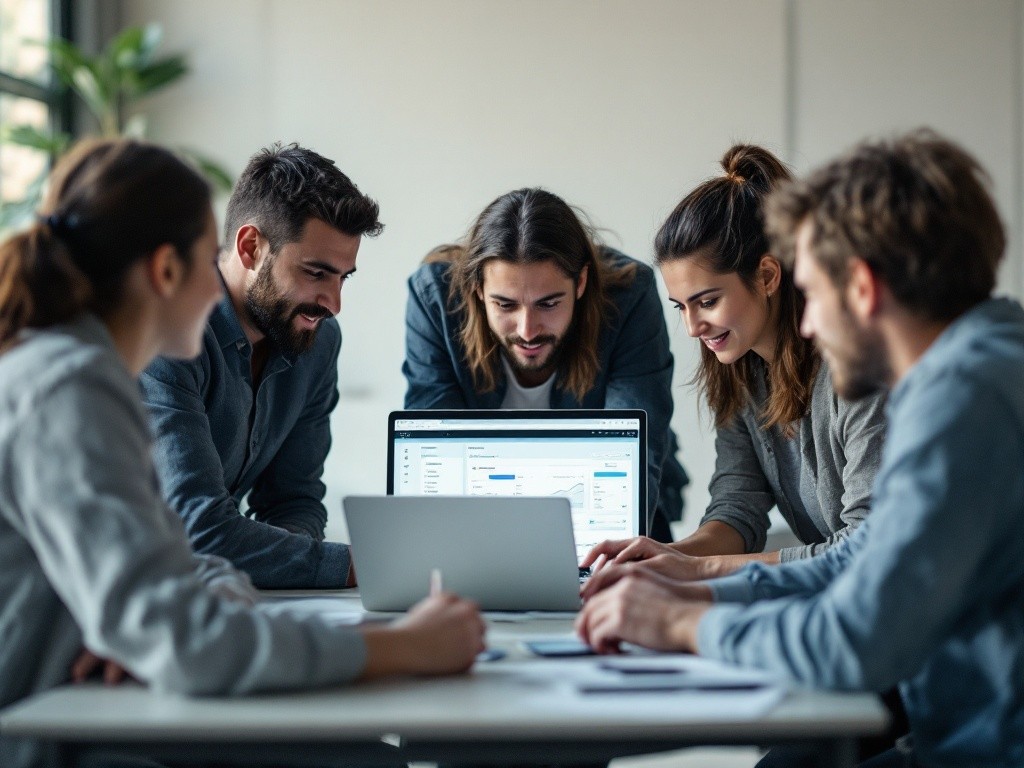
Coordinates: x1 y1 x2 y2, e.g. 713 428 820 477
387 409 648 561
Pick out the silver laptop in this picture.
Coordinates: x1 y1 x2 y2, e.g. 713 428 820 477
343 495 581 612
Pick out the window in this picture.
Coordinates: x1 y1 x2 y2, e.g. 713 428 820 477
0 0 71 230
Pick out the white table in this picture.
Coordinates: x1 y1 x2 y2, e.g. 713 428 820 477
0 592 889 767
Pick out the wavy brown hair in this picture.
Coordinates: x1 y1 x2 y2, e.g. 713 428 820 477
765 129 1004 322
426 188 634 400
655 145 817 434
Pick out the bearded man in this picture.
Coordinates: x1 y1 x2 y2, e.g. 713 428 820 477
141 143 381 588
403 187 688 542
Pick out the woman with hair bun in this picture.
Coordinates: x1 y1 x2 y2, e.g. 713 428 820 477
582 144 887 590
0 139 483 768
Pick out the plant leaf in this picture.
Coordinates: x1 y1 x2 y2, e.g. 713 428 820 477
69 64 111 123
0 124 71 154
137 24 164 65
35 37 90 88
126 56 188 98
107 26 146 70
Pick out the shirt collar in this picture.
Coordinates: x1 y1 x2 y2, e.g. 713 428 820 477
888 297 1020 408
208 291 249 354
207 274 303 367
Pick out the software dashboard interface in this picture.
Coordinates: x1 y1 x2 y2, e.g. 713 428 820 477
389 413 645 562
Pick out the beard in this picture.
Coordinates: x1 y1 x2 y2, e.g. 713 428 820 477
498 331 567 379
244 261 331 358
823 309 891 400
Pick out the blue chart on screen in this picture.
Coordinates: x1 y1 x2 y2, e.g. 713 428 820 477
387 409 648 561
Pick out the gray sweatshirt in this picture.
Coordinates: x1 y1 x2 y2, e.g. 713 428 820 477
0 315 367 768
701 360 887 561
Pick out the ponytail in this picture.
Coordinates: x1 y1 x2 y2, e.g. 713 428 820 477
0 221 91 348
0 138 210 351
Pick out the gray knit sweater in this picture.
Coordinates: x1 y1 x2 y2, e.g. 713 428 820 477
700 360 887 561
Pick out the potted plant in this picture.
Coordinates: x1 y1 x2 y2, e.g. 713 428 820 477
0 23 231 231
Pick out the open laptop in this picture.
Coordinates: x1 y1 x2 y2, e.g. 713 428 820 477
387 409 648 562
343 495 581 611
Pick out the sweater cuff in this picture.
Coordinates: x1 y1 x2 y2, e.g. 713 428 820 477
314 541 352 588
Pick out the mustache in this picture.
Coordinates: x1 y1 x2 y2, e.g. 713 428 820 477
505 334 557 346
292 304 333 320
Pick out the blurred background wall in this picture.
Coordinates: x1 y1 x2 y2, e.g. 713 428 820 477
114 0 1024 541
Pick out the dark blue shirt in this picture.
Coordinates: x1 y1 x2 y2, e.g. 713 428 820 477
140 295 351 588
402 248 687 528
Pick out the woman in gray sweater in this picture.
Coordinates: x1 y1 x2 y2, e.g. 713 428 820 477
583 145 886 589
0 139 484 768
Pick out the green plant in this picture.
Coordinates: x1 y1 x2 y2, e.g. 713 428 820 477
0 23 232 231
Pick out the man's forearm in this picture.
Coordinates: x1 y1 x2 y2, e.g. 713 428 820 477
700 551 781 579
672 521 748 557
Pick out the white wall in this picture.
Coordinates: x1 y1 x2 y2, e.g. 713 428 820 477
122 0 1024 543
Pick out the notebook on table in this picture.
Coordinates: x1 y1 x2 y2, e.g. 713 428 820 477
386 409 648 563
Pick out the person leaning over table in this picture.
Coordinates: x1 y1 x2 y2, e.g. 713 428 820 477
577 130 1024 768
582 144 886 582
403 187 688 541
0 138 485 768
140 143 381 589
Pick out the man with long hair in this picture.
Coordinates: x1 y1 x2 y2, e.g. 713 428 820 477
403 187 687 541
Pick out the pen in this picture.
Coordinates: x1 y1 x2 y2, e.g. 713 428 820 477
430 567 443 596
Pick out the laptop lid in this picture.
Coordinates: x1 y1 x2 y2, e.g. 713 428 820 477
387 409 648 562
343 495 581 612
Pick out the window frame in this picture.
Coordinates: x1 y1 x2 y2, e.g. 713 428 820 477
0 0 74 149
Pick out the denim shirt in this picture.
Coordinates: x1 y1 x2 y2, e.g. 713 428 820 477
698 298 1024 768
402 248 688 528
140 295 351 588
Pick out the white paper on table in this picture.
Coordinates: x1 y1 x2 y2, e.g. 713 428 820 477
476 655 788 721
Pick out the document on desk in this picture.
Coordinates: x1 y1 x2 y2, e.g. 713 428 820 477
579 655 779 693
487 654 788 721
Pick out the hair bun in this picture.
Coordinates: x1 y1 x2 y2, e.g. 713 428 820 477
720 144 791 191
